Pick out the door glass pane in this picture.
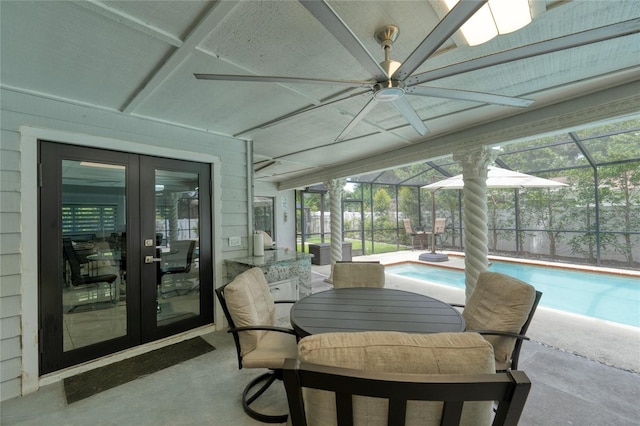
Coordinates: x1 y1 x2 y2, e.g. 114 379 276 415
62 160 126 351
155 169 200 326
254 196 275 241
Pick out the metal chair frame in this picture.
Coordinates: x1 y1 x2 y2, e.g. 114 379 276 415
283 359 531 426
215 282 298 423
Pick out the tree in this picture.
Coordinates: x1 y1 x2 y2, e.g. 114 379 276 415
521 185 572 258
398 186 419 221
565 166 601 263
501 140 573 258
373 188 391 216
372 187 396 244
569 125 640 266
486 189 515 252
597 132 640 265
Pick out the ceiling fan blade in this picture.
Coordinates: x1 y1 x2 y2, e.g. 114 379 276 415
407 86 533 107
391 97 429 135
407 18 640 86
335 98 379 141
392 0 487 81
194 73 374 88
299 0 387 81
234 89 373 137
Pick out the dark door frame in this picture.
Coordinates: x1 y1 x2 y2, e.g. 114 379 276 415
38 141 213 374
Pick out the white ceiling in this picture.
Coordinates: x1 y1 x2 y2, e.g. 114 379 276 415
2 1 639 188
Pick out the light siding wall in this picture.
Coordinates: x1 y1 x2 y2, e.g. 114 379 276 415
1 121 24 401
0 88 252 400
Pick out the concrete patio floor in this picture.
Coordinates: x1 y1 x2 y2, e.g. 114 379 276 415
2 251 639 425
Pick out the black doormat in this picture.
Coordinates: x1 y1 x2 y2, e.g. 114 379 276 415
64 337 215 404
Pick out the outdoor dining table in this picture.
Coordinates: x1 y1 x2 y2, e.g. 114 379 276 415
290 287 465 337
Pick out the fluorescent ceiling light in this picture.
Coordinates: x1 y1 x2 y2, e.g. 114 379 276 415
79 161 125 170
444 0 532 46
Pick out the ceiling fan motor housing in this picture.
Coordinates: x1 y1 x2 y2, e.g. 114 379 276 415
373 80 405 101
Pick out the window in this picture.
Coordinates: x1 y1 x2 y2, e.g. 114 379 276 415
254 196 274 239
62 204 117 234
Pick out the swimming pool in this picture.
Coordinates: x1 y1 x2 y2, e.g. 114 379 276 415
386 261 640 328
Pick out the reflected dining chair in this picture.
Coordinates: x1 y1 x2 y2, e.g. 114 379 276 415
283 331 531 426
455 271 542 371
62 240 118 311
331 261 385 288
157 239 196 296
215 267 299 423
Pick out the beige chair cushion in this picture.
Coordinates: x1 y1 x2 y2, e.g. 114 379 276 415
332 262 385 288
242 329 299 369
297 331 495 426
463 271 536 370
224 267 276 358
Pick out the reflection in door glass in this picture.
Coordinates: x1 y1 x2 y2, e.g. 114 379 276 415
155 170 200 326
61 160 127 351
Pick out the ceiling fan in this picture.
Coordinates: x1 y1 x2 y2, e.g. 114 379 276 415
194 0 636 141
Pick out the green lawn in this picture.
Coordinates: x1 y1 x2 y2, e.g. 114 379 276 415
297 238 410 255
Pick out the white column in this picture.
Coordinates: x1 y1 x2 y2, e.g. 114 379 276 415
168 192 179 244
453 147 495 300
326 179 346 265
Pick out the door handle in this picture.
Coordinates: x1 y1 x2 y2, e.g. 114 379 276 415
144 255 162 264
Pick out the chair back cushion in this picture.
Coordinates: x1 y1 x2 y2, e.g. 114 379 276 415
403 218 413 234
297 331 495 426
464 271 536 369
332 262 385 288
433 217 446 234
224 267 276 357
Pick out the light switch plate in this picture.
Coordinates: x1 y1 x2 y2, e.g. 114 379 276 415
229 236 241 247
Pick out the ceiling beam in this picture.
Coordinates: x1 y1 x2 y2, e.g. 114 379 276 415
73 0 183 47
121 0 239 113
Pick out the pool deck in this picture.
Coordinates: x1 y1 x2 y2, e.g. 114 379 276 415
312 250 640 374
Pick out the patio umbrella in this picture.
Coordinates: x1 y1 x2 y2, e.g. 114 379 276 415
421 167 567 259
422 167 568 190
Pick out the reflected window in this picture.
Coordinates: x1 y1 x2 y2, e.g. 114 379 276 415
254 196 274 239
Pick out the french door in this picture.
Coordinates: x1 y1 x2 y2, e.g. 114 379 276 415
39 141 213 374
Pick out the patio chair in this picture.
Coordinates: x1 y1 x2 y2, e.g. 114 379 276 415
331 261 385 288
215 267 299 423
423 217 447 252
454 271 542 371
403 218 426 250
283 331 531 426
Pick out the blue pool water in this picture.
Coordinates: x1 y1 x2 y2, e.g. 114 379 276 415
387 262 640 328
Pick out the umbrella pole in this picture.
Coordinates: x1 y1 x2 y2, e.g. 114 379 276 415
515 189 521 255
431 190 436 253
419 190 448 262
